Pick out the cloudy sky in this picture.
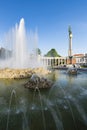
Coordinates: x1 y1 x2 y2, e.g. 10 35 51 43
0 0 87 56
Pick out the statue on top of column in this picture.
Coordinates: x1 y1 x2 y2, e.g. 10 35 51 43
68 26 72 38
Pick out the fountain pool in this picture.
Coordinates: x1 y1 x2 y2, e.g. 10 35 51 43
0 69 87 130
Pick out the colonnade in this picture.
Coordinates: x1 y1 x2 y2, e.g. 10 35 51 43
41 57 67 66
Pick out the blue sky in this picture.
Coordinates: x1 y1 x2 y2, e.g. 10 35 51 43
0 0 87 56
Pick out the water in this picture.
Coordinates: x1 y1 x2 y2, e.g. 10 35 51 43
33 87 46 130
6 89 16 130
0 18 42 68
0 70 87 130
13 18 28 68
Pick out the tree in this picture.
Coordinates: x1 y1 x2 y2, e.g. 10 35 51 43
44 48 61 57
37 48 41 55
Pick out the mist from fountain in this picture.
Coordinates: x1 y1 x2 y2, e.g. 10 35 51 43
0 18 42 68
13 18 29 68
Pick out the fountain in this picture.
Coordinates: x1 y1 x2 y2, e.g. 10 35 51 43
24 74 53 89
0 18 38 68
0 18 50 78
0 19 87 130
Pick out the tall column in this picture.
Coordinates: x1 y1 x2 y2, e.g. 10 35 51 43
68 26 73 64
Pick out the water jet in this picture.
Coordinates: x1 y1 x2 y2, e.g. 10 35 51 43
0 18 50 79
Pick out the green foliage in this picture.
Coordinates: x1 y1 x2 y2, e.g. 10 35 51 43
44 48 61 57
37 48 41 55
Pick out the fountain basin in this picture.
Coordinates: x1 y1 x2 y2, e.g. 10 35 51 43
0 67 51 79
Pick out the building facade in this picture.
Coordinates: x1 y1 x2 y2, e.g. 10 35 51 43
41 56 67 67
